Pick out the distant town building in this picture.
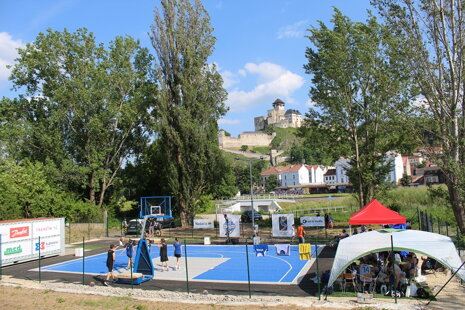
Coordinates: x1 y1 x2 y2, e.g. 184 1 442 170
307 165 326 184
260 164 326 188
324 168 337 184
254 98 302 131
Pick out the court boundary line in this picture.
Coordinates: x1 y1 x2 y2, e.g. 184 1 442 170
30 244 324 285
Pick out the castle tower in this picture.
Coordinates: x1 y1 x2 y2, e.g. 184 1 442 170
272 98 285 111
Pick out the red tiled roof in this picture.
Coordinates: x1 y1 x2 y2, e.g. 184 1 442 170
260 164 305 175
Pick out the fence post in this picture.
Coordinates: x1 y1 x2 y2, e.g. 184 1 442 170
245 239 252 298
390 235 397 304
446 222 449 237
315 237 321 300
438 218 441 235
417 207 421 231
106 217 109 238
130 257 133 290
82 237 85 285
38 236 41 283
184 240 189 294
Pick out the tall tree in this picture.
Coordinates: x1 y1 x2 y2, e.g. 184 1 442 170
150 0 228 226
304 9 416 208
6 28 157 209
374 0 465 233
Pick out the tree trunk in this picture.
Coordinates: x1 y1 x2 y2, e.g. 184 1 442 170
88 173 95 203
179 201 191 228
445 176 465 234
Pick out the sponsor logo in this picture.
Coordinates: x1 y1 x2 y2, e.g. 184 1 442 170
36 226 58 232
223 221 236 234
10 226 29 238
4 245 22 256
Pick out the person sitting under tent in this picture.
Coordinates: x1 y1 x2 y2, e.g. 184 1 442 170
337 229 349 239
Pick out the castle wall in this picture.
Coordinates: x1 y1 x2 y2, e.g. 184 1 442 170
219 131 275 148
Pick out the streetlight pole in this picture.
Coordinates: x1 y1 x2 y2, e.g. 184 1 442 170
248 159 255 238
236 156 264 239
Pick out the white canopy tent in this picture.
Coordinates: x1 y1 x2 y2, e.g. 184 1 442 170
328 229 465 288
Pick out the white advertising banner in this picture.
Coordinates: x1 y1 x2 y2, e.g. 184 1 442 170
272 214 294 237
1 239 33 260
301 216 325 227
0 222 32 243
32 235 62 255
193 219 214 229
0 218 65 266
219 215 240 238
32 219 61 237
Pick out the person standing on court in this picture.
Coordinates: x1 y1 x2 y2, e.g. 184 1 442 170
297 223 306 244
173 237 182 270
105 244 117 285
158 238 169 271
120 239 135 269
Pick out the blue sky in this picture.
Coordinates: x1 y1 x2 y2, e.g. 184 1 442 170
0 0 372 136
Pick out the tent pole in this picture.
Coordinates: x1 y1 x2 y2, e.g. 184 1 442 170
426 259 465 306
390 235 397 304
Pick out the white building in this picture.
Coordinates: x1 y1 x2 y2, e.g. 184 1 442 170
261 163 314 187
307 165 326 184
385 152 404 184
280 164 309 187
324 167 337 184
335 158 351 184
334 153 405 185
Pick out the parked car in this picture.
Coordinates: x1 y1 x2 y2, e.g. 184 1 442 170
153 216 176 229
126 219 152 235
126 217 175 235
241 210 263 223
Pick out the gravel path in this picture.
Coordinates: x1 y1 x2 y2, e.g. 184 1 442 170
0 275 425 310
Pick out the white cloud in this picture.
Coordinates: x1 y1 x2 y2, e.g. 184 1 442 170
0 32 24 86
277 20 308 39
226 62 304 112
220 70 239 88
306 99 317 107
218 119 241 125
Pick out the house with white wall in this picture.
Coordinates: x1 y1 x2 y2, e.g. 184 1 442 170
334 153 405 185
324 167 336 184
335 158 350 184
261 163 312 188
280 164 310 187
385 152 404 184
307 165 326 184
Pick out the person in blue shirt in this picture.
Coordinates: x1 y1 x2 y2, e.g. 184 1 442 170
120 239 135 269
173 237 182 270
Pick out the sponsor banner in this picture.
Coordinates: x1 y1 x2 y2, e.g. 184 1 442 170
300 216 325 227
32 219 61 238
218 215 240 238
0 223 32 242
193 219 214 229
2 239 33 260
272 214 294 237
32 236 62 254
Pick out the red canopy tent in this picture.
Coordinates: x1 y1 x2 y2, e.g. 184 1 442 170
349 199 406 225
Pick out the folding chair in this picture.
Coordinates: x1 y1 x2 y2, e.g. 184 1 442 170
342 273 358 292
360 274 375 293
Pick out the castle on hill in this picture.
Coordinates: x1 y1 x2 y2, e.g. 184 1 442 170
254 98 302 131
218 98 302 149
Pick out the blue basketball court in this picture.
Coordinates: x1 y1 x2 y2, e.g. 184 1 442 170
34 244 324 284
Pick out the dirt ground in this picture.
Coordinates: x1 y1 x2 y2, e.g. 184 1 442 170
1 260 464 310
